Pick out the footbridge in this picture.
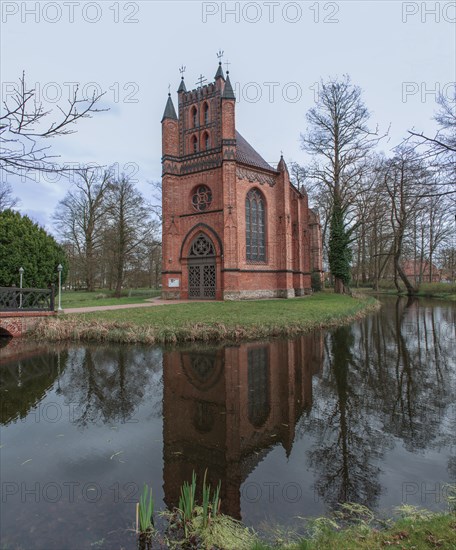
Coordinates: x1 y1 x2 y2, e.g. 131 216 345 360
0 287 56 337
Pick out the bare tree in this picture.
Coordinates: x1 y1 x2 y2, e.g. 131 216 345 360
407 92 456 209
408 92 456 156
300 75 385 293
148 179 163 221
105 176 159 297
0 181 19 211
381 147 429 295
53 167 111 291
1 72 107 179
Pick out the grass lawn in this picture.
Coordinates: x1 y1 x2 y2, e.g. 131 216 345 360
61 288 161 309
35 293 380 344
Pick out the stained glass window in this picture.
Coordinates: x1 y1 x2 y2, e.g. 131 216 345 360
246 188 266 261
191 186 213 211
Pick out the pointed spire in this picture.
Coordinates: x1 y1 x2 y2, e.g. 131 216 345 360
178 77 187 93
277 153 288 174
161 93 177 122
215 61 225 81
222 71 235 100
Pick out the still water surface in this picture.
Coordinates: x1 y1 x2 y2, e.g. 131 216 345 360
0 297 455 549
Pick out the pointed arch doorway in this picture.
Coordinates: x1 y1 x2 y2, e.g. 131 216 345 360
187 233 217 299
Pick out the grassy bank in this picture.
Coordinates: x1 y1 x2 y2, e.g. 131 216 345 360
414 282 456 300
34 293 380 344
252 511 456 549
137 473 455 550
60 288 161 309
148 512 456 550
361 281 456 300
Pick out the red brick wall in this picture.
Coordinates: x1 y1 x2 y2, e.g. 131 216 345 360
0 312 56 337
161 76 320 300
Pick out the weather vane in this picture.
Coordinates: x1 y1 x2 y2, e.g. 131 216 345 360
217 49 224 60
179 65 186 76
168 83 171 94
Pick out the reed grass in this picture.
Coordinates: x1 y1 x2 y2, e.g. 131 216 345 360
201 469 222 528
178 471 197 537
211 479 221 519
202 469 210 528
137 484 154 533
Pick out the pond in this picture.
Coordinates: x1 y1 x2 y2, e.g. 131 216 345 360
0 296 455 549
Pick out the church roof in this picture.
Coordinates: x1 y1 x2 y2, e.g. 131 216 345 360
235 131 276 172
161 94 177 121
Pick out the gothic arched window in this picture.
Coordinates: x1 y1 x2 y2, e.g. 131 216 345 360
245 188 266 261
191 106 197 128
191 135 198 153
203 102 209 124
203 131 210 150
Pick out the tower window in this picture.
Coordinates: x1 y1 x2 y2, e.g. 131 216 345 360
246 188 266 262
203 132 210 150
191 106 197 128
203 102 209 124
191 135 198 153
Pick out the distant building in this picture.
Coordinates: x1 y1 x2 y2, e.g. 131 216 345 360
160 61 323 300
401 260 441 283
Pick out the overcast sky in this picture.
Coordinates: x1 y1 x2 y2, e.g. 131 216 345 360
2 0 455 234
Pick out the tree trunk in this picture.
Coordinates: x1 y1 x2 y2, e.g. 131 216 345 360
394 252 417 295
334 276 349 294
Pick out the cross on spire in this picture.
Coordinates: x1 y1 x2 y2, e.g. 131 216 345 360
196 74 207 88
168 83 171 94
224 59 231 72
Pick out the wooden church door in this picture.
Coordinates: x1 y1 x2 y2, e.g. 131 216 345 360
188 234 216 299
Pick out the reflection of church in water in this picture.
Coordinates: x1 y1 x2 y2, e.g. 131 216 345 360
163 333 323 519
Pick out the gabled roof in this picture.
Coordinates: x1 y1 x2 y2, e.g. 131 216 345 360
235 131 276 172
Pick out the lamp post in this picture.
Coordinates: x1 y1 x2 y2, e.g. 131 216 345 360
19 267 24 308
57 264 63 311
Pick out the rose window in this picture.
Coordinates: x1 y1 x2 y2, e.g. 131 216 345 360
192 185 212 212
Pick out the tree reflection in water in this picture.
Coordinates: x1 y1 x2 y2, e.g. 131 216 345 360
299 296 455 510
60 346 163 427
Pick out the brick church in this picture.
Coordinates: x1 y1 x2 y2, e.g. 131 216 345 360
161 61 322 300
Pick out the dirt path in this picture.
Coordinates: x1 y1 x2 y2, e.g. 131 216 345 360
62 297 203 314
